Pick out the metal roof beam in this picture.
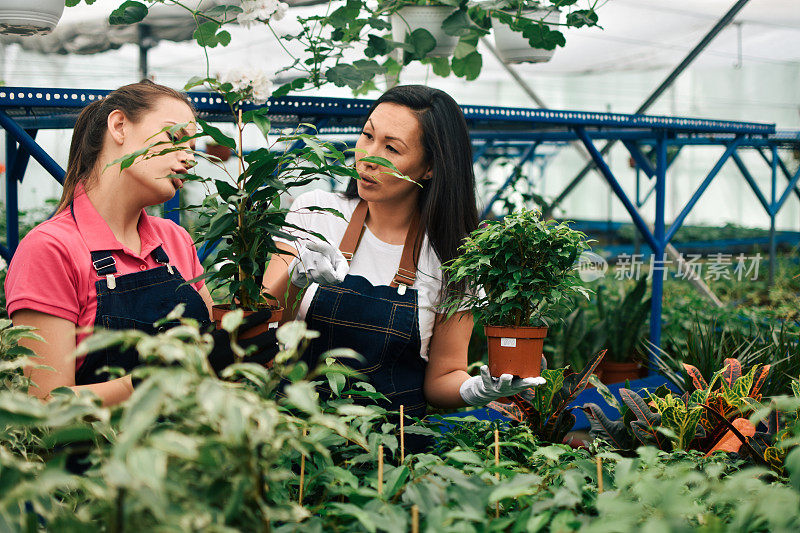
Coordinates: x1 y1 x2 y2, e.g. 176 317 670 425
546 0 752 216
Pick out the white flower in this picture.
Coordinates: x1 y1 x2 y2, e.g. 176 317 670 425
237 0 289 28
219 68 274 105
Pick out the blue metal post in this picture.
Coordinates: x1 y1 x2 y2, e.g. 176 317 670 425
622 140 655 179
574 127 657 251
649 133 668 359
664 136 744 243
773 161 800 214
769 145 777 286
759 147 800 203
5 134 19 254
164 193 180 224
480 142 538 219
0 110 65 183
731 152 770 213
471 139 492 164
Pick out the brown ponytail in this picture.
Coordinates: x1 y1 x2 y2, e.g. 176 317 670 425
56 80 194 214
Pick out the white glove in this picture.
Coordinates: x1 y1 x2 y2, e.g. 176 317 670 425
459 365 546 406
289 241 349 288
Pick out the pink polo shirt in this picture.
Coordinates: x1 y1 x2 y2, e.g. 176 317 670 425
5 186 205 364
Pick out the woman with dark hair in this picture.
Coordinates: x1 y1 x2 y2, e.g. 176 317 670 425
263 85 543 417
5 80 269 407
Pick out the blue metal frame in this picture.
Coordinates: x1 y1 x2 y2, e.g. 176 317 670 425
2 87 800 364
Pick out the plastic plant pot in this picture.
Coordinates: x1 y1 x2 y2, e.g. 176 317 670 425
391 5 458 58
212 305 283 340
485 325 547 378
491 7 561 64
0 0 64 36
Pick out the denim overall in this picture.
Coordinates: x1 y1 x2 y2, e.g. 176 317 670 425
302 200 428 418
73 208 210 385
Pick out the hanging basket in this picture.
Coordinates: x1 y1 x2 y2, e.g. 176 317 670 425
0 0 64 36
390 6 458 58
491 7 561 64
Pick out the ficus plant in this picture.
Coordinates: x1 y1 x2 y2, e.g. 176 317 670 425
4 316 800 530
105 96 349 311
441 208 591 328
107 77 404 315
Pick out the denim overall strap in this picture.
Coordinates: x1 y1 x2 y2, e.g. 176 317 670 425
303 202 427 418
75 245 211 385
339 200 423 293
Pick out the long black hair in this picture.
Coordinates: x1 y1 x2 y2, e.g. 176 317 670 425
345 85 479 298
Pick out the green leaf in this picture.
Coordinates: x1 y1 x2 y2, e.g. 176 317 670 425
220 309 244 332
445 450 483 464
41 426 96 447
404 28 436 62
451 51 482 81
252 115 270 140
566 9 599 28
284 382 320 414
327 373 346 396
325 64 364 90
489 473 543 502
109 1 147 25
442 9 474 37
272 77 306 98
214 180 238 201
365 34 391 58
383 465 410 498
198 119 236 150
184 76 213 91
217 30 231 47
428 56 451 77
193 20 224 48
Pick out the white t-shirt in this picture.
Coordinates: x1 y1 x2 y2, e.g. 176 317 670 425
276 190 445 360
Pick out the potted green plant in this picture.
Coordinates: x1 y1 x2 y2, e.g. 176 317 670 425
112 74 361 334
593 277 651 384
442 209 590 378
489 0 564 64
0 0 63 36
387 0 461 57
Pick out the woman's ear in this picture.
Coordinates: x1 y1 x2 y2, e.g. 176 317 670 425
422 165 433 181
107 109 126 145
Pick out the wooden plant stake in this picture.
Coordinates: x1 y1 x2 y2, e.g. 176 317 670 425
299 428 307 504
400 404 405 464
411 504 419 533
378 444 384 496
494 427 500 518
596 456 604 494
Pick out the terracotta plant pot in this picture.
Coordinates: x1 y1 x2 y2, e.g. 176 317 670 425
211 305 283 340
204 143 232 162
597 359 643 385
485 325 547 378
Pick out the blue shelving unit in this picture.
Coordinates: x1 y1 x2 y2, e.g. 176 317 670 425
1 86 799 359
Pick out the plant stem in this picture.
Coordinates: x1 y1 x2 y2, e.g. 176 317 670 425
236 108 251 309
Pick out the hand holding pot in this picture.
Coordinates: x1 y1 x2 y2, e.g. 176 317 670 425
206 309 279 377
289 241 349 288
459 365 546 406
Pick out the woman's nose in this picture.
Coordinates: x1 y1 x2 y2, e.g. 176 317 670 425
360 146 379 167
180 148 195 168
